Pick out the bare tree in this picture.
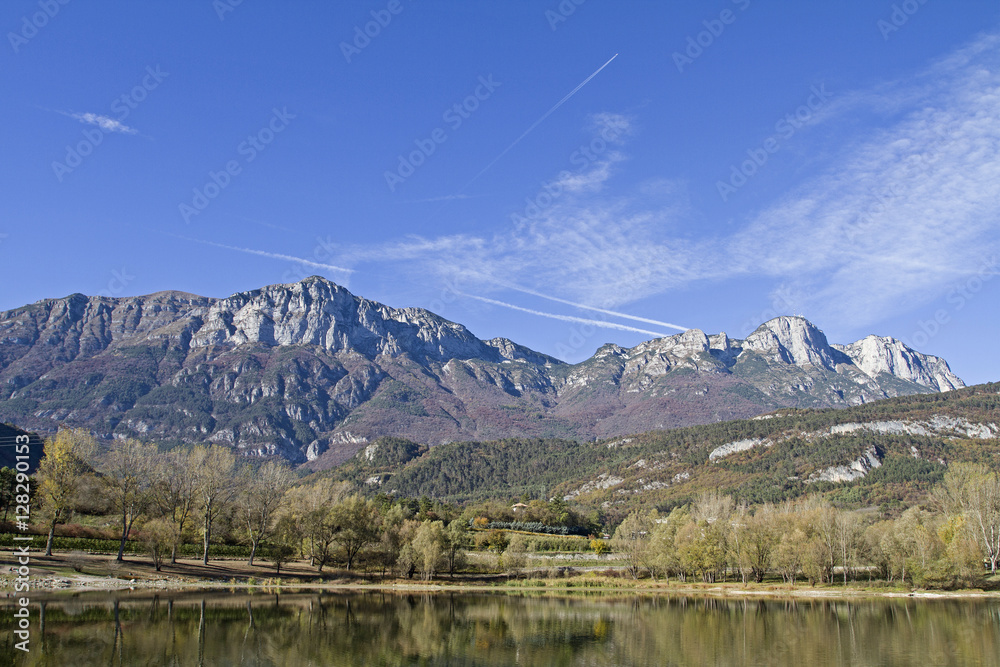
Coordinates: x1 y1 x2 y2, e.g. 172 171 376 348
692 490 735 525
240 461 293 566
613 510 656 579
943 464 1000 574
278 479 351 570
192 445 239 565
834 510 864 585
150 448 199 564
102 438 156 562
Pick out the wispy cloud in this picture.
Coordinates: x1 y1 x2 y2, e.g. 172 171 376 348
731 31 1000 325
322 32 1000 338
66 112 138 134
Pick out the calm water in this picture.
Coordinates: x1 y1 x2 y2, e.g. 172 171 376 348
2 589 999 666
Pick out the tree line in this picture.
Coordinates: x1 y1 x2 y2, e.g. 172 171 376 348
15 429 497 579
611 463 1000 588
9 427 1000 588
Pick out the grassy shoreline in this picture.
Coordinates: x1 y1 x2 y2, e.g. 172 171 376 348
2 552 997 601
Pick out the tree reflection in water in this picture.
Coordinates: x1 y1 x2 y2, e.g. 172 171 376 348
1 590 998 665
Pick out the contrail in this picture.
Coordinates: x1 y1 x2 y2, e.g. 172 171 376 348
170 235 354 274
464 53 620 188
457 292 668 337
489 280 689 332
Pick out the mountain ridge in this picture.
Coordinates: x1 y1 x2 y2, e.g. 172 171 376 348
0 277 963 466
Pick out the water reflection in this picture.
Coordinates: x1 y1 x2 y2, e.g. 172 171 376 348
2 590 998 666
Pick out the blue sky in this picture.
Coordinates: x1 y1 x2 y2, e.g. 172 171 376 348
3 1 999 384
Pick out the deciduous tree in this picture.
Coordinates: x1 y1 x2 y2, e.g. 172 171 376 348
192 445 238 565
102 438 156 561
35 428 95 556
240 461 293 566
150 448 199 564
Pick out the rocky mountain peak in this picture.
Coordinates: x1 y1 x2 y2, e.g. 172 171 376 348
834 335 964 391
187 277 508 364
742 316 840 370
0 282 969 466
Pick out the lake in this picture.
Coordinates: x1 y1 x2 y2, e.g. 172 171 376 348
2 589 999 665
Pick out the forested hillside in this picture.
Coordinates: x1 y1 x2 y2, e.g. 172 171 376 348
329 383 1000 522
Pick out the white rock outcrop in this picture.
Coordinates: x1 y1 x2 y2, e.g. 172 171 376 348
808 446 882 483
709 438 767 461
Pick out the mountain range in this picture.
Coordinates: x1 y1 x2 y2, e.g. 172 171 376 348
0 276 963 468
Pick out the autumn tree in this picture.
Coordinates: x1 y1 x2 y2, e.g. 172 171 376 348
807 504 838 584
649 507 689 581
35 428 95 556
731 505 777 584
412 520 448 580
865 519 899 582
503 532 528 578
279 479 351 571
676 520 727 583
329 494 380 570
371 504 409 577
773 525 807 584
141 517 176 572
834 510 865 585
395 519 424 579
